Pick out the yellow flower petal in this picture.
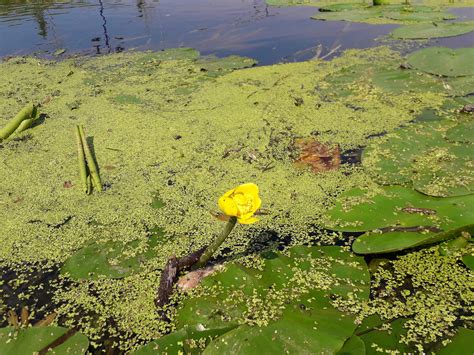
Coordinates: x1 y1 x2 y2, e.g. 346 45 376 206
252 194 262 212
218 196 238 217
238 215 259 224
234 183 259 196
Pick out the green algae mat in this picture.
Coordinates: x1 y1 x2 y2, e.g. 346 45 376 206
1 45 473 353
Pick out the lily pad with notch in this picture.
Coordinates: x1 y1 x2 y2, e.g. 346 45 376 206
162 246 371 353
0 326 89 355
61 229 166 280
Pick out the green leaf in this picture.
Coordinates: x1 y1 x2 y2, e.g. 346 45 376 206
363 121 474 197
383 11 456 22
359 319 410 355
0 327 88 355
437 328 474 354
138 48 200 62
195 55 257 77
462 254 474 270
407 47 474 77
337 335 365 355
175 246 370 354
371 68 446 94
133 326 236 354
325 185 474 233
391 22 474 39
112 94 143 105
61 231 164 280
353 225 474 255
151 194 166 209
446 120 474 144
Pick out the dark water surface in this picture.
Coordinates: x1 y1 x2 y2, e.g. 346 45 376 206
1 0 472 64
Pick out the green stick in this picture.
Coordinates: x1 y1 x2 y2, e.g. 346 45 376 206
195 216 237 268
78 125 102 192
0 103 35 140
75 126 88 194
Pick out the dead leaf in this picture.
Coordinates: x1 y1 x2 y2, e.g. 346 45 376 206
63 181 73 188
293 138 340 173
34 312 57 327
177 265 223 290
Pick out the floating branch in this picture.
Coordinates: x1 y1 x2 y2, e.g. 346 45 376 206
75 126 89 194
78 125 102 192
0 103 36 141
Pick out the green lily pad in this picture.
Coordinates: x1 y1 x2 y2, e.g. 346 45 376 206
371 68 446 93
383 11 455 22
133 326 236 354
446 120 474 144
410 144 474 197
175 246 370 354
313 9 381 22
337 335 365 355
353 224 474 255
195 55 257 77
462 254 474 270
363 121 447 184
363 121 473 197
0 326 89 354
112 94 143 105
359 319 410 355
391 21 474 39
138 48 200 62
437 328 474 354
151 194 166 209
61 231 165 280
325 185 473 233
319 3 370 12
407 47 474 77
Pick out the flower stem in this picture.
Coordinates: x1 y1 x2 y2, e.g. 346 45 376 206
195 216 237 268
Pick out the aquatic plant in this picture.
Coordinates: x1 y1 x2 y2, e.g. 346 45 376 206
324 185 474 253
136 246 370 353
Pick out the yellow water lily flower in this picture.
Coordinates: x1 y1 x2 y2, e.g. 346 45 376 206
218 183 262 224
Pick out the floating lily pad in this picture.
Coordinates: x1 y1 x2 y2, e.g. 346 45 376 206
437 328 474 354
61 231 165 280
371 68 446 93
354 224 474 255
407 47 474 77
462 254 474 270
337 335 365 355
151 194 166 209
363 121 474 197
325 184 473 231
391 21 474 39
363 121 448 184
172 246 370 353
446 120 474 144
195 55 257 77
359 319 410 355
383 11 455 22
133 326 236 354
325 185 474 254
138 48 200 62
313 9 381 22
411 144 474 197
0 326 89 354
112 94 143 105
319 3 370 12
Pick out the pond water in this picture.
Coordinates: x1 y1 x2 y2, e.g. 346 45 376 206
1 0 473 64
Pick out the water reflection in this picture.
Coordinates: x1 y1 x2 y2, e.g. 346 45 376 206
0 0 473 63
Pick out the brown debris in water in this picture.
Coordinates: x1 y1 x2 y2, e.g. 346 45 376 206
177 265 223 290
293 138 341 173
